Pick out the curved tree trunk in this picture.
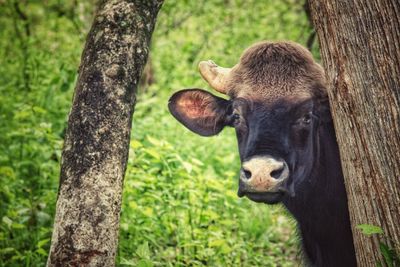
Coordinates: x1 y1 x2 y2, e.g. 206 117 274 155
308 0 400 266
47 1 163 266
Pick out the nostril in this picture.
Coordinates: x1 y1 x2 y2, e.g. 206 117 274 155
270 166 284 179
243 169 252 179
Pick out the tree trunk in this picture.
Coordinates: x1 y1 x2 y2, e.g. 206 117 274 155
308 0 400 266
47 1 163 266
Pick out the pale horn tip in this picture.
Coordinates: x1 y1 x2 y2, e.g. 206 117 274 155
198 60 231 94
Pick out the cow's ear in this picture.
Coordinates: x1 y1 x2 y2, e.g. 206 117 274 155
168 89 231 136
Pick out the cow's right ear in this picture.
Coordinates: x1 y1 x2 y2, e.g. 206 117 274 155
168 89 231 136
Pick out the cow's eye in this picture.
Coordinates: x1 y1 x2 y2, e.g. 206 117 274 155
230 112 241 126
233 113 240 122
302 114 312 124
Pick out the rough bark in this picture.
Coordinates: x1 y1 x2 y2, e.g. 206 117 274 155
308 0 400 266
47 1 163 266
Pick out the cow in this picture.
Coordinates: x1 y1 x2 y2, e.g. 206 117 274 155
168 41 356 266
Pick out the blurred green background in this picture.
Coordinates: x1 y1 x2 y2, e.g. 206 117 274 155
0 1 319 266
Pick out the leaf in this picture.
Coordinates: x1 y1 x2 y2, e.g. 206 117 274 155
36 248 48 256
14 109 31 120
219 219 235 226
191 158 204 166
137 259 154 267
32 106 47 114
0 247 15 254
119 258 136 266
209 239 226 247
356 224 384 236
142 207 153 217
36 211 52 223
0 167 15 178
203 210 220 220
379 242 394 267
130 140 143 149
145 149 161 160
37 238 50 248
60 81 70 92
128 201 138 209
182 161 193 173
120 223 129 231
379 242 400 267
221 243 232 254
11 223 25 229
2 216 12 228
147 136 162 146
136 241 150 259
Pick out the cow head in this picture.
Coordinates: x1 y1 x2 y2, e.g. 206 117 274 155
168 41 331 204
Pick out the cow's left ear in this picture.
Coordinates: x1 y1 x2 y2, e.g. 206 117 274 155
168 89 231 136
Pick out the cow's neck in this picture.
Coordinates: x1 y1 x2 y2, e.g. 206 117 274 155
284 121 348 222
283 122 356 266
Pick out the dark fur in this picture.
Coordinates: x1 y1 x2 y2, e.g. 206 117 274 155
235 99 356 266
168 42 356 266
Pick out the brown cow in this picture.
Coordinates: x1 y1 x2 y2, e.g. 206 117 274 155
168 41 356 266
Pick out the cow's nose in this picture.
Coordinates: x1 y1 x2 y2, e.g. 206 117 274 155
240 156 289 192
270 165 285 179
242 169 252 179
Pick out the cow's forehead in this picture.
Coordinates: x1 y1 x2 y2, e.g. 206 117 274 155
225 41 326 103
229 83 313 104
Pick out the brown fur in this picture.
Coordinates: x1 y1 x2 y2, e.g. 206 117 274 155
227 41 327 102
168 41 356 266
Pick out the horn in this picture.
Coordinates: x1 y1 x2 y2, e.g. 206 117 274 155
198 60 232 94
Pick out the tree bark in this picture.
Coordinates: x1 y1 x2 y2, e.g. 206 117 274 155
308 0 400 266
47 1 163 266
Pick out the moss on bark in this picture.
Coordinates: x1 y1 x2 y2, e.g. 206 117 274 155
47 1 164 266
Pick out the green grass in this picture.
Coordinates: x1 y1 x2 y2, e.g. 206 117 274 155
117 90 299 266
0 1 317 266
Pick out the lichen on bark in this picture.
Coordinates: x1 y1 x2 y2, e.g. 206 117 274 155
47 1 164 266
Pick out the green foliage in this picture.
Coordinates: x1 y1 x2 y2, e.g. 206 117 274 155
117 131 298 266
378 242 400 267
0 1 94 266
356 224 400 267
357 224 400 266
0 0 316 266
356 224 384 236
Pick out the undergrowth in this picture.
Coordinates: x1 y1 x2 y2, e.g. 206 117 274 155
0 1 316 266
